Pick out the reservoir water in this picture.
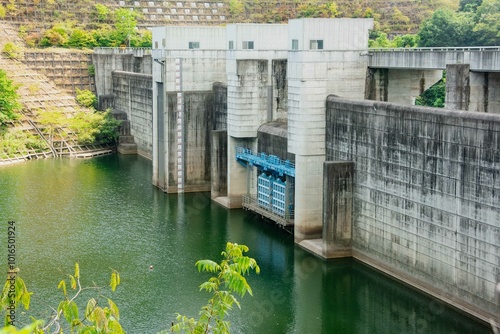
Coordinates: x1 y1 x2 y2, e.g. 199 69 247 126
0 154 491 333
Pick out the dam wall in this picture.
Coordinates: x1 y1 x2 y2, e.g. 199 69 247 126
326 96 500 321
112 71 153 158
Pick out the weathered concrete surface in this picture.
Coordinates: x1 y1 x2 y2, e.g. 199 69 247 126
164 91 213 192
213 82 227 131
326 95 500 323
446 65 500 114
445 64 470 111
112 71 153 159
211 130 227 199
272 60 288 121
366 68 442 105
369 48 500 72
227 59 270 138
257 122 294 162
322 161 354 258
93 49 152 101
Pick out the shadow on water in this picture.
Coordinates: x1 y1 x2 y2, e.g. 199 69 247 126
0 154 491 333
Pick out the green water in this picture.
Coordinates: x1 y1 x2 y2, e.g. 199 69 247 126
0 155 491 333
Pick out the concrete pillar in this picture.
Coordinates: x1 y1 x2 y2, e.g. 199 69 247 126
223 57 274 207
214 136 255 208
322 161 354 258
365 68 388 101
227 59 269 137
445 64 470 111
470 72 500 113
211 130 228 199
288 70 328 242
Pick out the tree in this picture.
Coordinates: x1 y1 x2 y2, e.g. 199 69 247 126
36 108 67 147
472 0 500 46
418 9 475 47
75 89 97 109
0 263 123 333
0 70 21 125
67 29 97 49
168 242 260 334
114 8 140 47
93 3 111 22
415 72 446 108
459 0 483 11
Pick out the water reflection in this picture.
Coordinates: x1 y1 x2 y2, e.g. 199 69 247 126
0 155 490 333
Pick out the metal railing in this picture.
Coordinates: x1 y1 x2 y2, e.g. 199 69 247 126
369 46 500 52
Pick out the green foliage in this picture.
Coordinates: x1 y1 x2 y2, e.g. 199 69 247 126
415 72 446 108
39 22 73 47
0 128 47 158
228 0 244 17
0 70 21 125
418 0 500 47
459 0 483 11
114 8 141 46
297 2 341 18
170 242 260 334
30 6 151 49
67 29 97 49
392 34 420 47
0 263 123 334
93 111 122 144
2 42 22 60
472 0 500 46
37 107 121 146
88 64 95 76
94 3 111 22
0 5 6 19
36 108 67 146
369 32 419 48
75 89 97 109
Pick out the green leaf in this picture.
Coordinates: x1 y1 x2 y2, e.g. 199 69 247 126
107 298 119 320
62 300 79 324
57 279 67 297
109 271 120 292
85 298 97 320
74 263 80 280
69 275 77 290
195 260 220 273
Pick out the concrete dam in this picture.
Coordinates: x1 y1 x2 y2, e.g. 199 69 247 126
92 18 500 327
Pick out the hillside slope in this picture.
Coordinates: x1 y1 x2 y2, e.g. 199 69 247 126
0 0 458 34
0 22 113 164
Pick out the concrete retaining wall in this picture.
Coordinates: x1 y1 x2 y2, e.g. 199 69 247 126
23 51 94 94
112 71 153 158
326 96 500 321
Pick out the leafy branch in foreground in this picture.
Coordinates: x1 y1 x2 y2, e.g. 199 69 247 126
0 263 123 334
168 242 260 334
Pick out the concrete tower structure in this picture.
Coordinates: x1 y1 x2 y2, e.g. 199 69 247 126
287 18 373 243
216 23 289 208
151 26 226 192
